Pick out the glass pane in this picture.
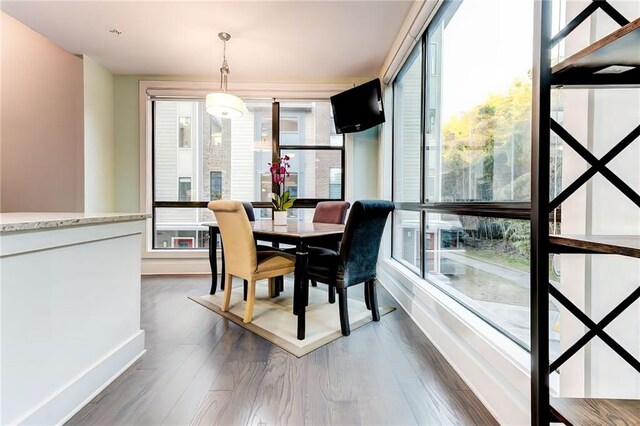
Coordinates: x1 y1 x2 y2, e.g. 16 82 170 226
393 45 422 202
154 207 213 249
427 0 533 202
279 149 342 199
393 210 421 274
278 101 343 146
422 213 552 349
153 100 273 202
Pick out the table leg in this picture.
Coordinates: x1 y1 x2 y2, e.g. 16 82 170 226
209 228 218 295
220 239 225 290
294 241 309 340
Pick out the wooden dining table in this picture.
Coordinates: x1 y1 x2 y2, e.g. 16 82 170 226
206 220 345 340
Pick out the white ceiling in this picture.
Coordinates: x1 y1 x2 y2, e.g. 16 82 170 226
2 1 416 81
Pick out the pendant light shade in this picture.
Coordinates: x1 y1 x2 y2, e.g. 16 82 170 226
206 92 244 118
207 32 245 119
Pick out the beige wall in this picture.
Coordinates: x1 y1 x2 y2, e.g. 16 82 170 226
83 56 115 213
113 75 141 213
0 12 84 212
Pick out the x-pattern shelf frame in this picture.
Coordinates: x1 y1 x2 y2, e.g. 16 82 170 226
531 0 640 424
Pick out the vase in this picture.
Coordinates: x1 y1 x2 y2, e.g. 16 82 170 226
273 210 287 226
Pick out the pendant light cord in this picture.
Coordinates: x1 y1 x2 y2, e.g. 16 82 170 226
219 38 230 92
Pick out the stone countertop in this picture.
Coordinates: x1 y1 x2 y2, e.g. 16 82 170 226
0 212 150 232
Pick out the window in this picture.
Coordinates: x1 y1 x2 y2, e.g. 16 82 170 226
210 171 222 201
329 168 341 199
391 0 540 351
178 177 191 201
151 98 345 249
178 116 191 148
278 102 345 213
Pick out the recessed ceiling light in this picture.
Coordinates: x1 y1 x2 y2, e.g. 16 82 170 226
594 65 635 74
109 29 122 35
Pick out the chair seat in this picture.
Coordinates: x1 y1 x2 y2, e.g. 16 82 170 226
255 251 296 273
306 247 342 282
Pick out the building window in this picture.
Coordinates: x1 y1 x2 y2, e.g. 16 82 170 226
178 116 191 148
151 99 345 249
391 0 540 352
178 177 191 201
329 168 341 199
210 171 222 200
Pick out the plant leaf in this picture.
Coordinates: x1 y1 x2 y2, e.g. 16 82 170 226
283 197 296 210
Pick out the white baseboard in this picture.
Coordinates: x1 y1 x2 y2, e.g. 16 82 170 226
142 257 212 275
15 331 146 426
378 260 530 426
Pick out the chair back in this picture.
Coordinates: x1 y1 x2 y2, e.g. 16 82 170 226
339 200 394 286
208 200 257 276
312 201 351 224
241 201 256 221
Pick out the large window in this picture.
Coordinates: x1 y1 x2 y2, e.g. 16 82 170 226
152 99 345 249
391 0 552 351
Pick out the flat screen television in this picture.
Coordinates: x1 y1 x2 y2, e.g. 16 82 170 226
330 78 385 134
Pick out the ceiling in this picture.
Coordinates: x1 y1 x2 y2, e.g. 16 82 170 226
2 1 416 82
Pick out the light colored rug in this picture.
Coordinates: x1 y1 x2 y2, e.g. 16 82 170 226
190 279 394 357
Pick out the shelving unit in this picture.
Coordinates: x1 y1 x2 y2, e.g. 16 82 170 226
531 1 640 425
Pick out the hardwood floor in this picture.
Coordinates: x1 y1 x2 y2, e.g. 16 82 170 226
67 276 498 425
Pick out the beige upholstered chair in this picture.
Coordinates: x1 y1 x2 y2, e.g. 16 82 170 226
208 200 296 323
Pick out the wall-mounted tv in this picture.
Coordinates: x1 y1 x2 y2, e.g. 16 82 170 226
330 78 385 134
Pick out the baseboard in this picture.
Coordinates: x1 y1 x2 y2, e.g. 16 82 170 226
377 261 530 425
142 257 212 275
15 331 146 426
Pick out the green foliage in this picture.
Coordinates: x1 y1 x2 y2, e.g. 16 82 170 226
271 190 296 211
504 221 530 258
441 77 532 201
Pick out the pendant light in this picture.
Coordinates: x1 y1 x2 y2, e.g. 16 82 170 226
206 32 245 118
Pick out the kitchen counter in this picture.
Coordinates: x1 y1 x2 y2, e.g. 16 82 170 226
0 212 149 232
1 212 148 424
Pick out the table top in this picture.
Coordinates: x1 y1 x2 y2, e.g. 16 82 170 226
204 220 345 238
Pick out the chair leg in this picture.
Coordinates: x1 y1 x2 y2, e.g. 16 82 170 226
221 274 233 312
311 280 317 287
337 287 350 336
278 276 284 292
328 285 336 304
243 280 257 323
268 278 277 297
220 242 226 290
364 282 371 310
243 280 248 301
366 280 380 322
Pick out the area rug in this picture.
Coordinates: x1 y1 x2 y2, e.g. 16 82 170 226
190 279 394 357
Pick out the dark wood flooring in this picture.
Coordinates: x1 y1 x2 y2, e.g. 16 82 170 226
67 275 498 425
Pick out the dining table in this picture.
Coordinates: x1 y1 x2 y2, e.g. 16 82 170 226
206 219 345 340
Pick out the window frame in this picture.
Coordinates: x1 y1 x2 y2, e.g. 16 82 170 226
149 97 346 251
390 0 533 352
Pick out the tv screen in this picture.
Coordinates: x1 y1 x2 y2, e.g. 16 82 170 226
330 78 385 134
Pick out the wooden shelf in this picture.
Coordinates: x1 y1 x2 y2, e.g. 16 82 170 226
551 18 640 86
551 397 640 425
549 235 640 257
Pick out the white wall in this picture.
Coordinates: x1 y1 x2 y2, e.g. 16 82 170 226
0 12 84 212
83 56 115 213
351 127 380 200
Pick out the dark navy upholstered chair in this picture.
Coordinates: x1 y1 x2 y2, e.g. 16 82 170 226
240 201 256 221
306 200 394 336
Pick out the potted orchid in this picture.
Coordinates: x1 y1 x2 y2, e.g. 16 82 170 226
269 155 296 225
